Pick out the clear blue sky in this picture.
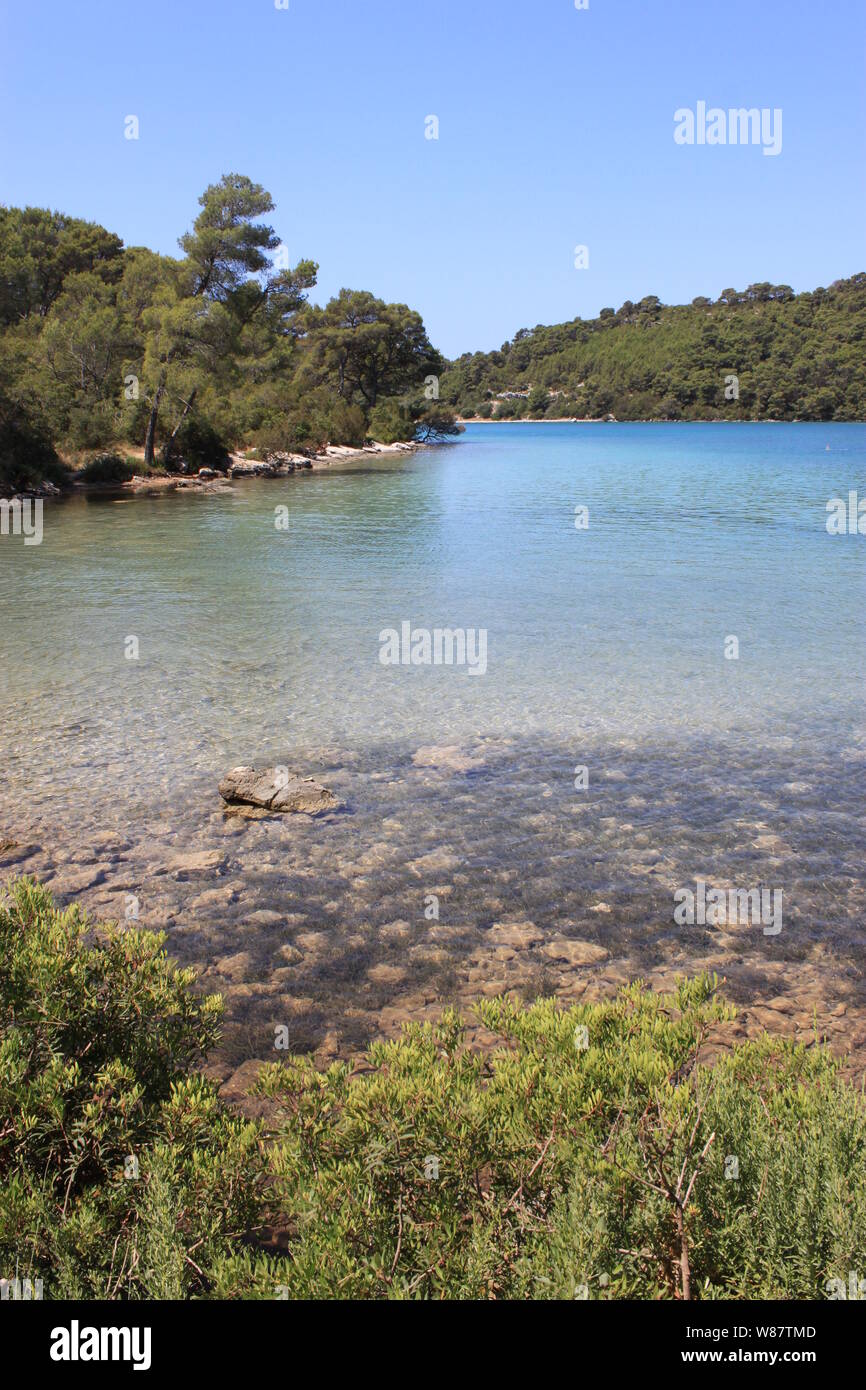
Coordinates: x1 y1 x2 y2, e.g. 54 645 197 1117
1 0 863 357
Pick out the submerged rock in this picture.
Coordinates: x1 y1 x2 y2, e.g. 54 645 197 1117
169 848 229 878
540 937 609 966
218 766 340 816
486 921 544 950
412 744 484 774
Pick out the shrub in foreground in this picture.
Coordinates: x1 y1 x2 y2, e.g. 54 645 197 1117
0 879 264 1299
1 877 863 1300
257 984 866 1299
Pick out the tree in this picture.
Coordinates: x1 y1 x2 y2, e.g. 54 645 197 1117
140 265 235 468
140 175 281 466
39 271 128 401
178 173 278 304
412 407 463 443
302 289 442 412
0 206 123 324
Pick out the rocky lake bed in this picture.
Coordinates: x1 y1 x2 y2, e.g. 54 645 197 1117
3 729 865 1110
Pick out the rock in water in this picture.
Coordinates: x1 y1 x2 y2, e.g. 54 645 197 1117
218 766 340 815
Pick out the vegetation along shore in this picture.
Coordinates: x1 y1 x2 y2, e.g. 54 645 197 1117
0 174 460 497
1 177 862 498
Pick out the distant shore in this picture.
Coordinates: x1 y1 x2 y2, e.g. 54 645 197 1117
456 416 612 424
454 416 799 425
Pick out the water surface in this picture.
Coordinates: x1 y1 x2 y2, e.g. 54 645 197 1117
1 423 864 1071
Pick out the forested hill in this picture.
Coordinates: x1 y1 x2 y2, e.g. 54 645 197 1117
441 275 866 422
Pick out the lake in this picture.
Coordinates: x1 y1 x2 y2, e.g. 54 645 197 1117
1 422 864 1075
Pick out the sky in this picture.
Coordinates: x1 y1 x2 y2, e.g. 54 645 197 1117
1 0 864 358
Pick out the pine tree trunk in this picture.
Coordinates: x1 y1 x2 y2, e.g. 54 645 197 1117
162 387 197 463
143 373 167 469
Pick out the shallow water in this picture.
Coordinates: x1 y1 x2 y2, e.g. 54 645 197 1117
1 423 865 1073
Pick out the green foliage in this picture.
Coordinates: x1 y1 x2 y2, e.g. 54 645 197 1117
178 174 278 303
77 452 137 485
162 416 230 473
0 390 63 492
412 405 465 443
0 206 123 324
258 976 866 1300
323 399 368 449
0 333 66 490
442 275 866 421
300 289 442 412
2 878 862 1301
368 397 413 444
0 180 457 466
0 879 263 1299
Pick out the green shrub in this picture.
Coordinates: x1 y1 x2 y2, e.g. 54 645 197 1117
0 879 264 1299
0 396 65 493
77 452 136 485
257 978 866 1300
1 877 863 1300
253 417 324 458
64 401 117 452
368 399 412 444
325 400 367 449
162 416 230 473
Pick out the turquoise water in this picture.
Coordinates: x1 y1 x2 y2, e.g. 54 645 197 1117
1 423 864 1060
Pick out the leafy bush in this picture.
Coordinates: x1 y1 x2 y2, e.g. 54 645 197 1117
0 879 264 1299
257 980 866 1299
1 877 863 1301
368 398 412 444
324 400 367 449
64 401 118 452
77 452 136 485
253 416 325 458
162 416 230 473
0 391 65 493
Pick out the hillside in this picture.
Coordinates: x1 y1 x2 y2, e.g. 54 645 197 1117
441 275 866 422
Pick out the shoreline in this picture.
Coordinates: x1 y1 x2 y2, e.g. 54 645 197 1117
454 415 844 425
44 440 424 499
